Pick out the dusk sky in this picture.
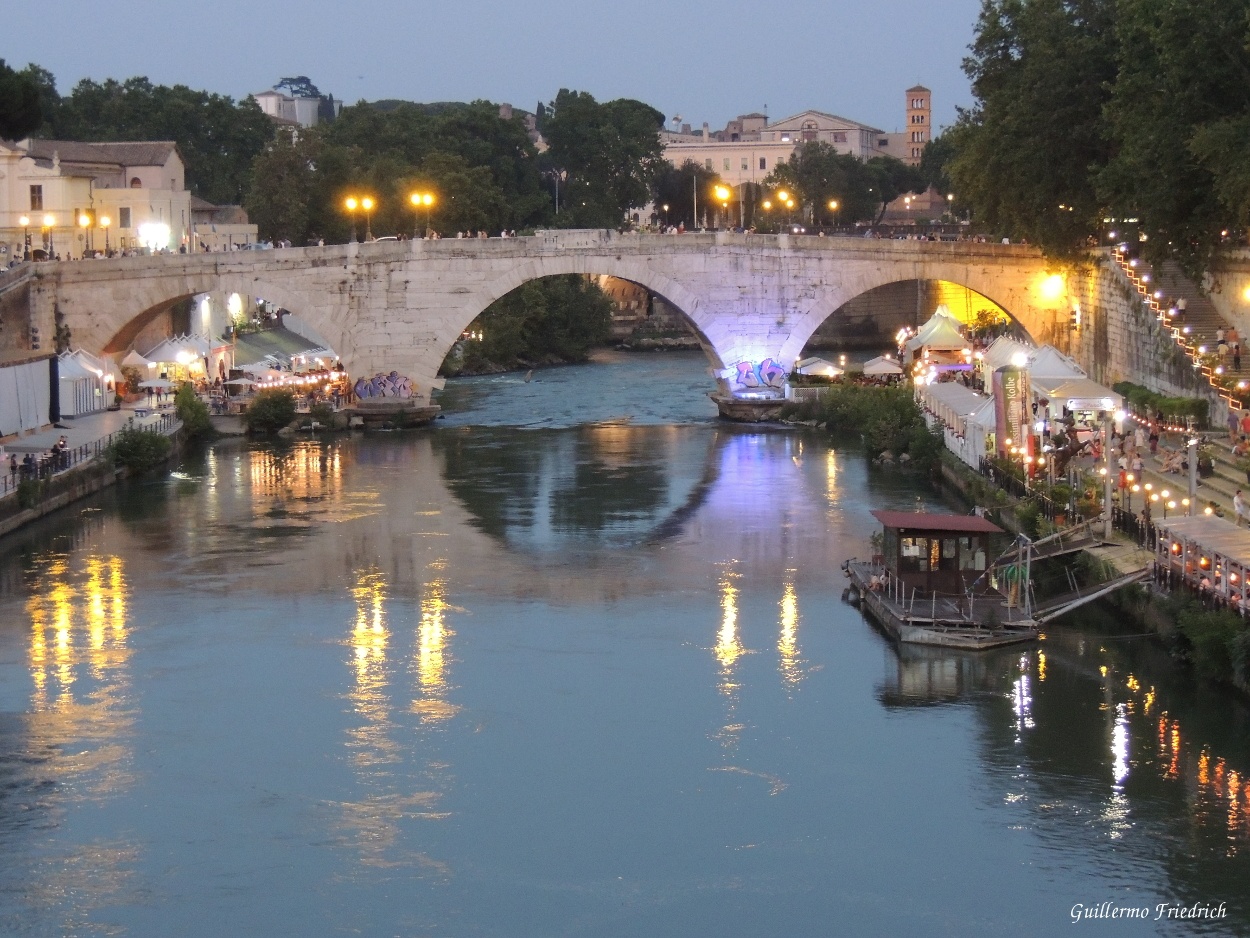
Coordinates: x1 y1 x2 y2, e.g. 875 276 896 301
7 0 983 133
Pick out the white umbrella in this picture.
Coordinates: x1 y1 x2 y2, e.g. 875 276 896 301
138 379 175 390
224 377 256 387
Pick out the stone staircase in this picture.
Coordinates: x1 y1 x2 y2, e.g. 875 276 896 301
1111 248 1247 399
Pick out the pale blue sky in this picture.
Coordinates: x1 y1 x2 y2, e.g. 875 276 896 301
6 0 982 133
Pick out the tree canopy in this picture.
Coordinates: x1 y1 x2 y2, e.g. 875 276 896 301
759 142 924 227
541 90 666 228
949 0 1250 278
0 59 42 140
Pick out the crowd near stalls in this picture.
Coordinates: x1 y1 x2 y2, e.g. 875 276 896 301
910 308 1123 472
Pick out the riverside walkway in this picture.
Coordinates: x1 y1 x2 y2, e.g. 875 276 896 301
0 403 177 501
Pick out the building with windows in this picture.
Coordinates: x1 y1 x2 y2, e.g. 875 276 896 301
661 86 933 190
0 138 257 261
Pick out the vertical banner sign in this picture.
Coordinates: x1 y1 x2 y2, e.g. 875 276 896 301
993 365 1032 458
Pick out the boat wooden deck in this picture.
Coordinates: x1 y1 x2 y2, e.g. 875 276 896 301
846 560 1039 649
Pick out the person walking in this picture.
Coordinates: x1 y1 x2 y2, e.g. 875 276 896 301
1229 407 1240 444
1236 489 1248 527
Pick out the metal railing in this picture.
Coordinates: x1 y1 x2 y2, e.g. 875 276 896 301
1 413 178 499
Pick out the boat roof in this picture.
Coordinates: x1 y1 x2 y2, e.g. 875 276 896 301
871 510 1003 534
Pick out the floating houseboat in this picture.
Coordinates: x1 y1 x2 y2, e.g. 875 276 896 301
846 510 1151 649
845 510 1040 649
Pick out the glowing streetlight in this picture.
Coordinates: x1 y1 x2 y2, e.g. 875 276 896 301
713 185 731 228
78 212 92 257
100 215 111 254
409 191 436 238
343 196 373 243
828 199 839 227
18 214 30 260
42 213 56 259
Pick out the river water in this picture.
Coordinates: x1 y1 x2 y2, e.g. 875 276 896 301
0 350 1248 936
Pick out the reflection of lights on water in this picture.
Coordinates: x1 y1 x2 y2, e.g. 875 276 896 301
825 450 838 502
1112 702 1130 788
1036 651 1046 682
248 443 343 500
1011 672 1034 735
414 561 460 723
716 565 744 676
778 570 802 689
348 568 397 769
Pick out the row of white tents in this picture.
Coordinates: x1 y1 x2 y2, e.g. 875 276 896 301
917 334 1124 470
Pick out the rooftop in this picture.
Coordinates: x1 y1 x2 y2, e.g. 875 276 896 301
871 510 1004 534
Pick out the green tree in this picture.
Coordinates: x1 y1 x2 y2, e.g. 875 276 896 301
865 157 927 224
245 128 321 243
542 90 666 228
1098 0 1250 279
761 142 878 226
651 160 723 230
949 0 1117 255
0 59 43 139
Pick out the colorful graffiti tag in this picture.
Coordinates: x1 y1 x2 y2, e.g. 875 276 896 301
354 371 415 400
733 358 787 391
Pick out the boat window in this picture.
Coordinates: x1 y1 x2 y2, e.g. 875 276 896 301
929 540 941 571
900 537 925 573
959 537 976 570
974 549 986 571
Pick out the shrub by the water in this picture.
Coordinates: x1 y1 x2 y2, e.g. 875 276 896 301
244 389 297 434
791 384 944 475
174 382 214 440
107 423 173 472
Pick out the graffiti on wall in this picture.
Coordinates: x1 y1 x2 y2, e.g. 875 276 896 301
733 358 787 391
354 371 415 400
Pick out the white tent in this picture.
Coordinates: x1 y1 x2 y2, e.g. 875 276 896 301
58 352 105 417
121 349 151 368
795 357 843 377
862 355 903 376
1044 379 1123 413
1027 345 1086 381
905 315 970 358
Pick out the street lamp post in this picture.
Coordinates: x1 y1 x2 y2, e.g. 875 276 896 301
78 213 92 258
18 215 30 260
409 191 435 238
362 196 375 241
828 199 839 230
661 204 669 228
344 197 360 243
713 186 731 230
100 216 111 255
42 213 56 259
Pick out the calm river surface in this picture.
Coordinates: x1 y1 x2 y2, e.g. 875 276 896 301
1 350 1249 936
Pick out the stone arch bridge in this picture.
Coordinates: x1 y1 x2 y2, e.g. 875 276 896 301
21 230 1071 410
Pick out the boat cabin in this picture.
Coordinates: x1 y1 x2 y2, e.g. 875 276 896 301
870 510 1002 596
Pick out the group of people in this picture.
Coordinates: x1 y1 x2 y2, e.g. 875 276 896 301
3 436 70 488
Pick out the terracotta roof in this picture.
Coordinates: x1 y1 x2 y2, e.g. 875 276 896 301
871 510 1003 534
907 85 931 93
24 139 178 167
190 195 218 211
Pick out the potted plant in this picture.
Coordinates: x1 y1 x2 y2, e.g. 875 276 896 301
1197 444 1215 478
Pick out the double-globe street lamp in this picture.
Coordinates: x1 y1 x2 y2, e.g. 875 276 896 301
78 212 93 258
408 191 436 238
344 196 376 243
100 215 111 255
18 215 30 260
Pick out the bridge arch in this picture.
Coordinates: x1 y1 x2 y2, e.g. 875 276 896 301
780 260 1068 367
94 271 328 359
459 255 723 370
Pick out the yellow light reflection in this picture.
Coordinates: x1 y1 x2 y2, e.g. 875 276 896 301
825 450 838 502
23 552 134 798
347 568 397 770
716 565 744 677
414 561 460 724
778 569 803 689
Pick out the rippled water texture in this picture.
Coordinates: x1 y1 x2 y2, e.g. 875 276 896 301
0 352 1248 936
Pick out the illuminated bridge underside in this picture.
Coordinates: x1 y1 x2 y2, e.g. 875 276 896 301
30 231 1069 406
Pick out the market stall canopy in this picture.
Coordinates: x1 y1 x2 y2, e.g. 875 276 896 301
1027 345 1086 381
121 349 151 368
862 356 904 376
795 357 843 377
138 378 175 390
981 336 1035 372
917 382 989 432
1042 378 1123 411
57 354 98 381
905 315 970 357
143 334 211 364
969 397 997 429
